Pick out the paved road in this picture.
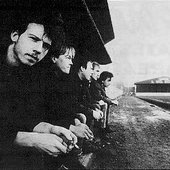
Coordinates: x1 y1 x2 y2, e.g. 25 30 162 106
91 96 170 169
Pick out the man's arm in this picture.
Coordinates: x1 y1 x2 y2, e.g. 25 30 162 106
89 81 103 101
14 132 68 157
69 119 94 140
33 122 77 145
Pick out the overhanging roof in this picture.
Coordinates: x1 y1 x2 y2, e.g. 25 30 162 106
85 0 115 44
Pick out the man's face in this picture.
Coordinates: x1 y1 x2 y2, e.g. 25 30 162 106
13 23 52 66
53 48 74 74
92 65 100 80
82 61 93 81
103 77 112 87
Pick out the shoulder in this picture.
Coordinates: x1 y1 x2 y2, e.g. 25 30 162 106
94 81 102 89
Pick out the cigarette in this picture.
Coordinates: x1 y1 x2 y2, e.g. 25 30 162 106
74 144 79 149
70 139 79 149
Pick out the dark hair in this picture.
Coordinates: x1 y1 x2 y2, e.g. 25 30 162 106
13 10 63 37
50 37 76 59
80 60 91 70
98 71 113 83
0 9 65 55
77 49 94 70
69 49 94 74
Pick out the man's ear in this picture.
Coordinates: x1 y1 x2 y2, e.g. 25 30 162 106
52 56 58 63
11 31 19 42
80 66 85 72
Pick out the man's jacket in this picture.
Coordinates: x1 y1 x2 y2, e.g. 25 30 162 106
89 78 113 105
0 55 46 169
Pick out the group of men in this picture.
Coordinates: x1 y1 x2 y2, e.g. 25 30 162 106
0 8 117 170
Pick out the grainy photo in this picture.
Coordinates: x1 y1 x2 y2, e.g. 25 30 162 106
0 0 170 169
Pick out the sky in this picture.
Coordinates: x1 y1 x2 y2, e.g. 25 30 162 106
102 0 170 87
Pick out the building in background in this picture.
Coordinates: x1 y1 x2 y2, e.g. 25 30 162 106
135 77 170 97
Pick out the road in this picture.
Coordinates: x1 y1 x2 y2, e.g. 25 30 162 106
91 96 170 169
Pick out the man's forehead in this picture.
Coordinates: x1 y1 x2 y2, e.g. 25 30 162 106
94 66 100 71
27 23 44 33
27 23 51 43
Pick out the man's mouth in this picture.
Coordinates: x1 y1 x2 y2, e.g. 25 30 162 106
67 66 71 70
27 54 39 62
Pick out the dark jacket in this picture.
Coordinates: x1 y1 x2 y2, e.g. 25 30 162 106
89 78 113 105
0 56 46 169
68 74 95 120
45 69 94 124
44 67 78 128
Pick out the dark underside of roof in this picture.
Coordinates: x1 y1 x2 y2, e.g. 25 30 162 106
0 0 115 65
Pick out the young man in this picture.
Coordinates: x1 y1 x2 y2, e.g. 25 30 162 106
66 54 105 154
0 10 77 169
91 61 101 81
45 42 93 140
90 61 101 108
43 42 95 169
89 62 113 144
90 69 117 140
72 59 103 127
97 71 117 133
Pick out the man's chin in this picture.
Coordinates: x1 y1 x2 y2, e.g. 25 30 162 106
23 61 36 67
26 61 36 66
62 71 69 74
64 69 71 74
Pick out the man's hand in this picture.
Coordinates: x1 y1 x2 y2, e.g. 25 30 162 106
99 100 105 105
95 108 103 118
69 119 94 139
93 109 103 120
15 132 69 157
50 126 77 146
33 122 77 145
111 99 119 106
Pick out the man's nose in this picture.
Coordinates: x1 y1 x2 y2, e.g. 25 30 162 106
69 59 73 65
34 41 43 54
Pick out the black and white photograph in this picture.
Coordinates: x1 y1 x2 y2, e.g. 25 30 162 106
0 0 170 169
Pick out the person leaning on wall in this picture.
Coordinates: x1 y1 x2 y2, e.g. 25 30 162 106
97 71 118 133
0 9 77 169
89 69 118 144
67 52 104 154
42 39 94 169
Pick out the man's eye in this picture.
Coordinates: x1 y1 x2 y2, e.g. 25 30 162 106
43 43 51 50
30 37 37 41
65 55 72 60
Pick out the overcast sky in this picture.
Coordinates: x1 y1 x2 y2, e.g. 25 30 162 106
103 0 170 87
